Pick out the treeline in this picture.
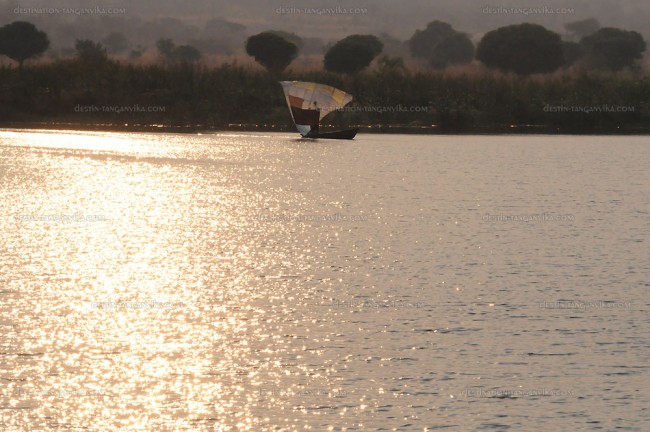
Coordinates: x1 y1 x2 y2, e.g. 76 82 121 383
240 19 647 76
1 59 648 133
2 17 647 74
0 18 648 133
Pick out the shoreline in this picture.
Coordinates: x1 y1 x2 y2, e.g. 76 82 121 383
2 122 649 135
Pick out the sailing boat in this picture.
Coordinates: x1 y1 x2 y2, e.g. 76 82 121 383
280 81 359 140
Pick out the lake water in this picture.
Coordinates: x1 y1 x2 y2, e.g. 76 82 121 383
1 129 649 431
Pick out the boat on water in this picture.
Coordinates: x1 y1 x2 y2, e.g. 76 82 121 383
279 81 359 140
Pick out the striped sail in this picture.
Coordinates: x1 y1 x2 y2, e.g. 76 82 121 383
280 81 353 136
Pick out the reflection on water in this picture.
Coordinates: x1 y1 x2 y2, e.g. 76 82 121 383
1 129 649 430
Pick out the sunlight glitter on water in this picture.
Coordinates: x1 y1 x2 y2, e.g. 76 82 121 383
1 130 649 430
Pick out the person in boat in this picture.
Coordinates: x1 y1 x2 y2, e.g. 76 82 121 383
306 101 320 137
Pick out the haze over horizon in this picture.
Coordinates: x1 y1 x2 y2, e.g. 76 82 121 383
1 0 648 56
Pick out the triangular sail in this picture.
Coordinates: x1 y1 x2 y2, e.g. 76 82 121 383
280 81 353 135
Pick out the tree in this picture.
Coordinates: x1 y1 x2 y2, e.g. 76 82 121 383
378 33 408 57
204 18 246 35
565 18 600 41
408 21 474 69
408 21 456 60
174 45 201 63
580 28 646 71
129 46 145 60
0 21 49 68
377 56 404 72
75 40 108 63
476 23 564 75
267 30 303 51
103 32 128 54
430 33 475 69
562 41 584 68
324 34 383 74
245 31 298 74
156 38 176 62
156 39 202 64
202 18 246 55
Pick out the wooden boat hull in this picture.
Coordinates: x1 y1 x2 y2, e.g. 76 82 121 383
302 128 359 140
